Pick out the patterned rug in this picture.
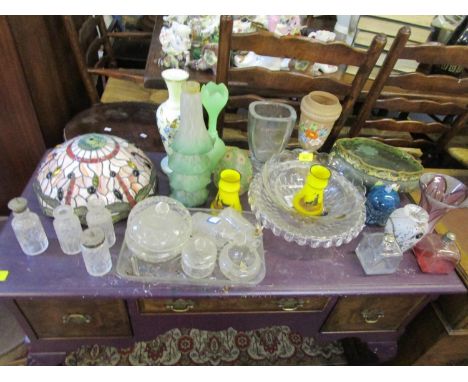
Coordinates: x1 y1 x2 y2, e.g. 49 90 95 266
65 326 346 366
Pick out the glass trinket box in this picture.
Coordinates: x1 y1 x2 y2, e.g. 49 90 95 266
124 196 192 263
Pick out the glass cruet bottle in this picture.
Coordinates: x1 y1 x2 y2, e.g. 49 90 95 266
8 197 48 256
53 205 82 255
413 232 461 274
86 198 116 248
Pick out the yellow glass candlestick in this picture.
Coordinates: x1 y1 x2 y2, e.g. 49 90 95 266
211 169 242 211
293 165 331 216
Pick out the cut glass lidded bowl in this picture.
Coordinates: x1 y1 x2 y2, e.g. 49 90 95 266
249 150 366 248
125 196 192 263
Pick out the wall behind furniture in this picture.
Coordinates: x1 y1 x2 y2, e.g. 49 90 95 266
0 16 91 215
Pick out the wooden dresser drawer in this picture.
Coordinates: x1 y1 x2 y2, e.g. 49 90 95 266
16 298 132 339
139 296 330 314
321 295 426 333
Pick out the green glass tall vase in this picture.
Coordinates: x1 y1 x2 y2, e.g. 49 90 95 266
201 82 228 170
168 81 214 207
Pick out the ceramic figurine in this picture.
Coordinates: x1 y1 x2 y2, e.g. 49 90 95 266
298 91 342 152
33 133 156 223
201 82 228 170
211 169 242 211
213 146 253 196
168 81 213 207
293 165 331 216
384 204 429 252
158 21 192 68
156 69 189 166
413 232 461 274
365 184 400 226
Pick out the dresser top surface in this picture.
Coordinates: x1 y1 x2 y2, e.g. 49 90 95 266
0 152 465 299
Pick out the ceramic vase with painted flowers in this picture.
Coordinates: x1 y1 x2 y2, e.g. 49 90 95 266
418 173 468 233
156 68 189 160
298 91 342 151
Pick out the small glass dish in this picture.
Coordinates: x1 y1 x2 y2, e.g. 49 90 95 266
125 196 192 263
219 240 262 282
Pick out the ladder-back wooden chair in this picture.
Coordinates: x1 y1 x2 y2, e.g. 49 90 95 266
63 15 156 104
215 15 386 149
350 26 468 162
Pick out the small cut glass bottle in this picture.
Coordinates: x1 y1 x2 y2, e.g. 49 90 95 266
8 197 48 256
86 198 116 248
413 232 461 274
53 205 82 255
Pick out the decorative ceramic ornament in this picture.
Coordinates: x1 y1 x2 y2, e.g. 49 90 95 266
384 204 429 252
298 91 342 151
33 134 157 223
156 68 189 175
213 146 253 195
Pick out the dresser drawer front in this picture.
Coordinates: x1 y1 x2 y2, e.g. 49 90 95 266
321 295 426 333
139 296 330 314
16 298 132 339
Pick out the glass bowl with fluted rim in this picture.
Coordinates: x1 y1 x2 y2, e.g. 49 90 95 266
124 195 192 263
250 153 366 248
261 150 366 219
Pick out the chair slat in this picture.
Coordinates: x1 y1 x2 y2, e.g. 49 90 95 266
386 72 468 95
364 119 447 134
231 31 368 67
366 136 436 148
229 67 352 97
375 97 467 115
401 43 468 67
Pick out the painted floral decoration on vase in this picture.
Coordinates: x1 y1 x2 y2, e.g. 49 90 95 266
33 134 157 223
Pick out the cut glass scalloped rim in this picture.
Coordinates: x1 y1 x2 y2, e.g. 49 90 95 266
249 151 366 248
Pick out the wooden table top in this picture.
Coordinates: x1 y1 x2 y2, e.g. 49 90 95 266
0 153 465 299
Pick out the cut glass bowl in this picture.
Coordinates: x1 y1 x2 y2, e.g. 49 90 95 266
249 151 366 248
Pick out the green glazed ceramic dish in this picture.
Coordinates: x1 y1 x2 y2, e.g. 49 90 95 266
329 138 424 192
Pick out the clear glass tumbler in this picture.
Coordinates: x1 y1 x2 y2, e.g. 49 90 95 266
80 227 112 277
247 101 297 171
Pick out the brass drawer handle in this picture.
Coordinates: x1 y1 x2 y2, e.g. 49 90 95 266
278 298 304 312
165 299 195 313
62 313 92 325
361 309 385 324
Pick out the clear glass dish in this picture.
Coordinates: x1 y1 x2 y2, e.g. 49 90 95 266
116 208 266 286
125 196 192 263
249 152 366 248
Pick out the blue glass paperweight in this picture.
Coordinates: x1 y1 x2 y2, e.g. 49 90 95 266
365 184 400 226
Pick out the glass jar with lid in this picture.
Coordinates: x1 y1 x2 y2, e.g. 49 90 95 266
125 196 192 263
53 205 82 255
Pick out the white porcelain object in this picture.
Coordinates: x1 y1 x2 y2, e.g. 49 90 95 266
156 68 189 158
384 204 429 252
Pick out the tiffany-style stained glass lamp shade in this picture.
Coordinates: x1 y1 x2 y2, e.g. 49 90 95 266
33 134 157 223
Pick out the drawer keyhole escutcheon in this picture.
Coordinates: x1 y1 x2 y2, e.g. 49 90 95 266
361 309 385 324
165 299 195 313
62 313 92 325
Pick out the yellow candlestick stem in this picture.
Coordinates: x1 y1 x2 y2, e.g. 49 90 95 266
293 165 331 216
211 169 242 211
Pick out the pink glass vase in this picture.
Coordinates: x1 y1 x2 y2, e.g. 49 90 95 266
419 173 468 232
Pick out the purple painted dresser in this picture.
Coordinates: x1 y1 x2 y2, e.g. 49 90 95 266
0 153 465 365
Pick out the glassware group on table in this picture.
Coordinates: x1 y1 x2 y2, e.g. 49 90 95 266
8 79 468 284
